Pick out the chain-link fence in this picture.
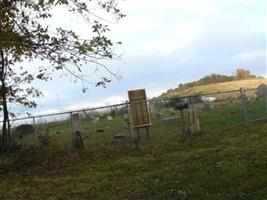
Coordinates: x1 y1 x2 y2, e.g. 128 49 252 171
2 86 267 151
241 86 267 123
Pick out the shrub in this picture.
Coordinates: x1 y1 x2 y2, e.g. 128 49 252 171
14 124 34 139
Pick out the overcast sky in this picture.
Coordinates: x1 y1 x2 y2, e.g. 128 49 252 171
13 0 267 115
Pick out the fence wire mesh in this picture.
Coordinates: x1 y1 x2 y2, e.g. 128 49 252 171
1 87 266 151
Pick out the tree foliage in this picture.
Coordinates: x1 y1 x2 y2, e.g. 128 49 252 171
0 0 124 151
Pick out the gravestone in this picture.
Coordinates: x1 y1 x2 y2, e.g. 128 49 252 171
203 102 214 112
257 84 267 112
107 116 113 121
92 117 100 124
122 121 129 129
156 111 162 119
149 102 161 115
256 84 267 98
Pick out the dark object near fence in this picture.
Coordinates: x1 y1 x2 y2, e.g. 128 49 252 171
113 134 127 139
172 100 200 140
173 102 189 110
15 124 34 138
38 134 51 146
73 131 85 150
96 129 105 133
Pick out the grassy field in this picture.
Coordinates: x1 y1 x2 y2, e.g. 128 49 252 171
0 101 267 200
164 78 267 97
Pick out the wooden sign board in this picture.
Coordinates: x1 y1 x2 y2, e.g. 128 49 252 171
128 89 151 128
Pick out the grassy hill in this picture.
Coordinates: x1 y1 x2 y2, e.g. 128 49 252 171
162 78 267 97
0 101 267 200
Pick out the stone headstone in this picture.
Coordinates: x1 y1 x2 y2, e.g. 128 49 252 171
122 121 129 129
107 116 113 121
257 84 267 98
92 117 100 124
156 111 162 119
203 102 214 112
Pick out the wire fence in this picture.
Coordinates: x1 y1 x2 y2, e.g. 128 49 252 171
1 86 267 150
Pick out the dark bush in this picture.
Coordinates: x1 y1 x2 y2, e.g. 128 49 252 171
15 124 34 139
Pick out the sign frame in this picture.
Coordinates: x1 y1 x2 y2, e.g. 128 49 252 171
128 89 152 129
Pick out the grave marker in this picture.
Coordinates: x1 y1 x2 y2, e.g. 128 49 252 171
203 102 214 112
92 117 100 124
107 116 113 121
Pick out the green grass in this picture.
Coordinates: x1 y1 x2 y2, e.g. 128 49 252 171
0 102 267 200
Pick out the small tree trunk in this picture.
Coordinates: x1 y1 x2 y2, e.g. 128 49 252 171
3 94 10 150
0 49 10 152
1 95 8 151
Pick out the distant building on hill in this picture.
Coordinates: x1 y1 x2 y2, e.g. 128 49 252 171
236 68 251 80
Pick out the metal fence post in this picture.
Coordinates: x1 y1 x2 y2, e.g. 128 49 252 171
70 112 73 134
126 101 134 145
71 112 85 150
32 117 37 135
263 85 267 113
240 88 249 124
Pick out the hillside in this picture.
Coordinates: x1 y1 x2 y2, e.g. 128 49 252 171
162 78 267 97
